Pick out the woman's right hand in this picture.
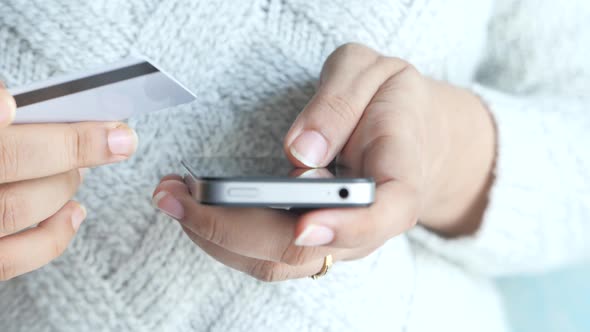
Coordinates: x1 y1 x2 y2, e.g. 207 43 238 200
0 82 138 281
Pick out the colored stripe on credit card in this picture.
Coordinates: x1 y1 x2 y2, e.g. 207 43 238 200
8 58 195 123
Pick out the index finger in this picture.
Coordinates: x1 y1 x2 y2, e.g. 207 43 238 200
283 43 408 168
0 122 137 184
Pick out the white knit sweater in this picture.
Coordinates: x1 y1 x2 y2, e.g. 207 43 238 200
0 1 588 331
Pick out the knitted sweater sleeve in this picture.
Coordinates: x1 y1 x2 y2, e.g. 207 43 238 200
407 0 590 276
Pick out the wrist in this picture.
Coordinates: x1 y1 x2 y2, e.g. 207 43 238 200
419 80 496 237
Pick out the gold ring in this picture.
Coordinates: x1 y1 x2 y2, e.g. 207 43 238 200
311 254 333 280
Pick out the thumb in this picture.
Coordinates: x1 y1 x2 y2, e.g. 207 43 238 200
283 43 408 168
0 81 17 128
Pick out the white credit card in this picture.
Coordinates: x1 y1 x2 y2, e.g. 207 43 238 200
8 57 196 123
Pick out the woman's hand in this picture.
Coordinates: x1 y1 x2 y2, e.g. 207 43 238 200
153 43 496 281
0 82 138 281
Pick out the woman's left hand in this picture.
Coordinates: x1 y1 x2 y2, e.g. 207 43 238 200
152 43 496 281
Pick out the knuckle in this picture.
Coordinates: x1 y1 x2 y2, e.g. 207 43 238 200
63 125 89 167
399 60 420 76
400 64 424 88
378 57 422 83
280 243 316 266
0 256 16 281
0 134 20 182
393 60 422 83
0 188 21 234
198 213 229 247
317 94 358 123
334 42 373 57
325 43 380 73
379 55 411 68
248 261 286 283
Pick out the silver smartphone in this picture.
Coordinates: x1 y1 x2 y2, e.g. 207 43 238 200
182 157 375 208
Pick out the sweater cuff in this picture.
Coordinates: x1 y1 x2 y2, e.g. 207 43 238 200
407 84 590 276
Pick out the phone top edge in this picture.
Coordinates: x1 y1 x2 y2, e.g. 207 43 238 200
197 176 375 183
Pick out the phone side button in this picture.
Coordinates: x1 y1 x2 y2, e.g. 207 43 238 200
227 188 259 198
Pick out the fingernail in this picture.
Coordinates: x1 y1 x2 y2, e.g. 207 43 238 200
0 93 16 124
107 127 138 156
289 130 328 168
71 205 87 231
297 168 333 179
294 224 334 247
152 191 184 220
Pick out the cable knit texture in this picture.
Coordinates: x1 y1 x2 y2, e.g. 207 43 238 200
0 0 588 331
